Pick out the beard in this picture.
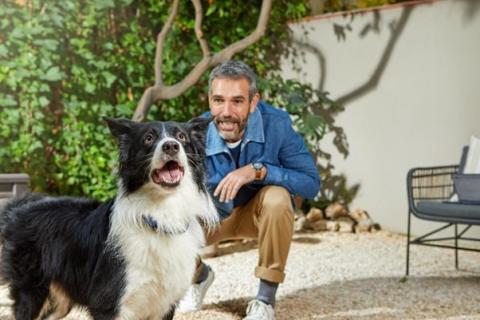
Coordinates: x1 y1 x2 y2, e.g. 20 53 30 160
213 115 248 142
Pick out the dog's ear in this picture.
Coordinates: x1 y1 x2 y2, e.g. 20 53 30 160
104 117 135 139
104 117 134 164
188 117 211 134
186 117 211 155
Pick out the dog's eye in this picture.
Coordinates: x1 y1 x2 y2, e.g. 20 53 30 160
176 132 187 142
144 134 155 145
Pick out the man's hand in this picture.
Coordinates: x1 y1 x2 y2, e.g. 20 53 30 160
214 165 257 203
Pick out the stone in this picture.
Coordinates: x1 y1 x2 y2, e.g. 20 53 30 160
326 220 339 232
306 207 324 222
294 216 309 232
336 216 355 233
356 218 375 232
325 202 348 219
349 208 370 222
309 219 327 232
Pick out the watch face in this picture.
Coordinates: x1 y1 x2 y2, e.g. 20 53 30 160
253 162 263 170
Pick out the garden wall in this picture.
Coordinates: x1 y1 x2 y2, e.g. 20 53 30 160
281 0 480 235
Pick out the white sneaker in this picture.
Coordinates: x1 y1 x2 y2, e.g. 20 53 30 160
176 267 215 313
243 299 275 320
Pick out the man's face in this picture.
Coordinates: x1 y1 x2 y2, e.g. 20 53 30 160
209 77 259 143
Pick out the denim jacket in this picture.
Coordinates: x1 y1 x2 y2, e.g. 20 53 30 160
205 101 321 218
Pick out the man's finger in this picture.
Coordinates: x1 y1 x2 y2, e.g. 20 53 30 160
228 182 241 201
219 180 231 202
214 176 227 197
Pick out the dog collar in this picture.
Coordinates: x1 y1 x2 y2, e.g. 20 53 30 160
142 214 191 235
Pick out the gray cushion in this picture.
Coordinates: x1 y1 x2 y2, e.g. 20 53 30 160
453 174 480 204
417 200 480 221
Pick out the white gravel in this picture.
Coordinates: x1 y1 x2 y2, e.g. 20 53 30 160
0 230 479 319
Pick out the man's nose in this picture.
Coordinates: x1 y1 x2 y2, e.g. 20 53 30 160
222 102 233 116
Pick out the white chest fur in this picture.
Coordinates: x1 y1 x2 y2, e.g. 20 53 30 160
115 223 203 319
109 178 217 319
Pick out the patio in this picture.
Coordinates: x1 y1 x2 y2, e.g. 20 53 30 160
0 230 478 319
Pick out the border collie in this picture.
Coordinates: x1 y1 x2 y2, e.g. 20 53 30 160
0 117 218 320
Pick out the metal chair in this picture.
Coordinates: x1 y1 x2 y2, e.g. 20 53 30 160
406 147 480 275
0 173 30 209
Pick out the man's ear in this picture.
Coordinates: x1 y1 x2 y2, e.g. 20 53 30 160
249 92 260 113
104 117 135 138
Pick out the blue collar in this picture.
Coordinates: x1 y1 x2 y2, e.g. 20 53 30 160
206 106 265 156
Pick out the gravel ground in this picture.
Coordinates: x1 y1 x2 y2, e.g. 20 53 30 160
0 230 479 319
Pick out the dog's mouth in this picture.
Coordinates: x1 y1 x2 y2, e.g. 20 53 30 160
151 160 185 187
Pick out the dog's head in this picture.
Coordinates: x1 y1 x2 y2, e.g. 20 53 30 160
105 117 210 196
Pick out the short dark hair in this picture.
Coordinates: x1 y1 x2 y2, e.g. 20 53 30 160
208 60 258 101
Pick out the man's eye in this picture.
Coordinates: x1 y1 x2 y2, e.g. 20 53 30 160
176 132 187 142
144 134 154 145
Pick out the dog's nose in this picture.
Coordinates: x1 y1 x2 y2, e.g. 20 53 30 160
162 141 179 156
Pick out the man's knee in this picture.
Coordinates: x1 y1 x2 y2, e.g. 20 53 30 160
260 186 294 221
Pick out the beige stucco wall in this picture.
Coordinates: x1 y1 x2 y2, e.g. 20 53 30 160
281 0 480 235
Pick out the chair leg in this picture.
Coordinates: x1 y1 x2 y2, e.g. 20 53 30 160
454 223 459 270
406 211 412 276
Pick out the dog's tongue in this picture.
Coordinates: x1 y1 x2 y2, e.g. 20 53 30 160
152 162 184 185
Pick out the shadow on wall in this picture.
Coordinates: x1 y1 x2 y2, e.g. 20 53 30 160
293 5 414 107
301 1 480 106
335 6 413 106
203 276 480 319
459 0 480 23
289 4 416 209
290 1 480 209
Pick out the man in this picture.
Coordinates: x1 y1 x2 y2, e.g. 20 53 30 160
177 60 320 320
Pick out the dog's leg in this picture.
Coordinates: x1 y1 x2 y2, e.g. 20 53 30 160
39 283 73 320
11 285 49 320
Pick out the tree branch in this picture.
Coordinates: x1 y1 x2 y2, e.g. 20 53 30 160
133 0 272 122
211 0 272 64
154 0 180 87
191 0 210 58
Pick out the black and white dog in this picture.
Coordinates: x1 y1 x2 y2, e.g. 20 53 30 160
0 117 218 320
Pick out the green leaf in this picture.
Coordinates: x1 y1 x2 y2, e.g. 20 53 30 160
102 71 116 88
0 45 7 57
85 82 96 93
33 39 59 51
0 95 17 107
43 67 63 82
103 42 114 51
95 0 115 10
206 3 218 16
38 96 49 107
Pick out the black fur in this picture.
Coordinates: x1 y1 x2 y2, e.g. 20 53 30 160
0 195 124 319
0 117 212 320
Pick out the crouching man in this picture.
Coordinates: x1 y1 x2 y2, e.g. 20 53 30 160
177 60 321 320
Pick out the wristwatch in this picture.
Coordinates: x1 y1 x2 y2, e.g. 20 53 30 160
251 162 264 181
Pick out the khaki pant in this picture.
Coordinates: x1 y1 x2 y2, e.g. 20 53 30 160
201 186 294 283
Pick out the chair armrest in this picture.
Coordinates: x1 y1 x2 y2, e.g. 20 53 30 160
407 165 459 213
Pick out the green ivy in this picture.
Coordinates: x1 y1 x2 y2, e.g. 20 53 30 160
0 0 352 206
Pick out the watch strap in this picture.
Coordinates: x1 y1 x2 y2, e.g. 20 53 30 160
251 162 264 180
